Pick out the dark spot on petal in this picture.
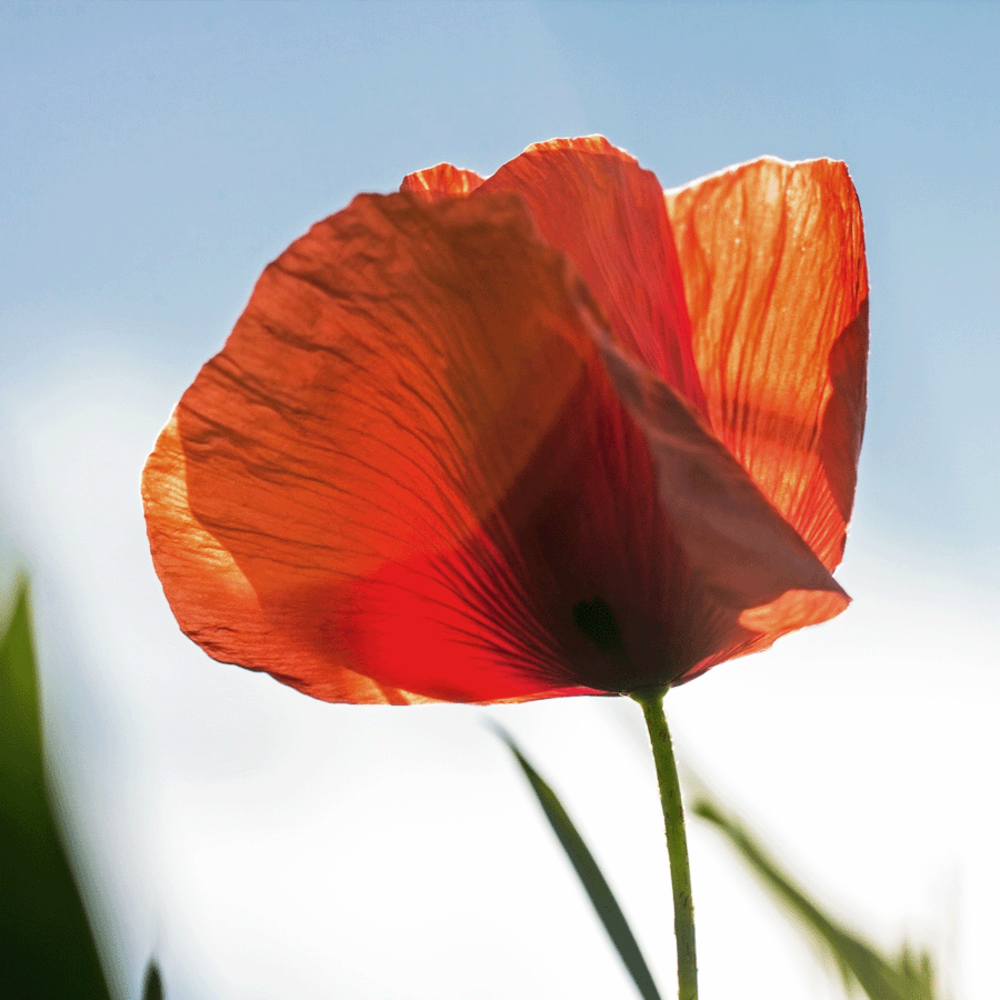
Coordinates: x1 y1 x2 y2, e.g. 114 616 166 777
572 596 624 656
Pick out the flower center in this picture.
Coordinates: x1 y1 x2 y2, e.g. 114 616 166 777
572 596 625 656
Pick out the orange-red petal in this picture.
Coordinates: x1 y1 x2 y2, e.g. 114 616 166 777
400 161 485 199
405 137 708 414
665 158 868 571
143 413 425 704
143 190 615 703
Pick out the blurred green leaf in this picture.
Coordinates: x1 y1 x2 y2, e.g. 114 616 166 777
495 726 663 1000
1 577 113 999
692 796 941 1000
142 960 164 1000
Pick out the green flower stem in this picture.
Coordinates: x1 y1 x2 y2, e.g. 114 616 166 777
631 686 698 1000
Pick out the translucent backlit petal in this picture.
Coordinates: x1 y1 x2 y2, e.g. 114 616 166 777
143 414 419 704
406 137 708 413
665 158 868 571
400 161 485 199
144 190 611 703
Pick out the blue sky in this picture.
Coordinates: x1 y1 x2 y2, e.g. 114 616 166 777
4 1 999 569
2 3 999 999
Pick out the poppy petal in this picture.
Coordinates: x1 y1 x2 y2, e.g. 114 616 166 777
143 414 421 704
143 190 611 703
665 158 868 571
400 161 485 199
414 138 709 415
582 310 850 684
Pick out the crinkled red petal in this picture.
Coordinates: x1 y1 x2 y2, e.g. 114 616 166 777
666 157 868 572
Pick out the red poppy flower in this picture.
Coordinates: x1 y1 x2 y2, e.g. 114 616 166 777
142 137 867 705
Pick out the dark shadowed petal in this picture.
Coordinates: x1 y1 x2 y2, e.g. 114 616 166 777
143 191 611 703
665 158 868 571
581 307 850 684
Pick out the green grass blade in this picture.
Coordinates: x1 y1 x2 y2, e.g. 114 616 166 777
692 796 940 1000
496 727 663 1000
142 960 164 1000
1 578 113 999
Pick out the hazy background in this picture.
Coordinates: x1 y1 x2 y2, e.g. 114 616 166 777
2 2 998 998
